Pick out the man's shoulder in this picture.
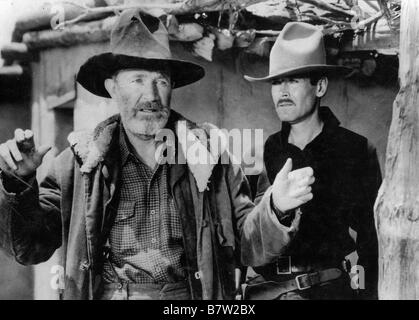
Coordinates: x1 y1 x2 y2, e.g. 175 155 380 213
335 126 368 143
333 126 375 156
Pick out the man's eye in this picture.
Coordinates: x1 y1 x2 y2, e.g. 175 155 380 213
157 79 169 87
132 78 144 84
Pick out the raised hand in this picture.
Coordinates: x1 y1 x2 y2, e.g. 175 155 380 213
0 129 51 179
271 158 315 212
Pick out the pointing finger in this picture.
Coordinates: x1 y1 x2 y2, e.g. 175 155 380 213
18 130 35 153
14 129 25 143
24 130 34 140
275 158 293 182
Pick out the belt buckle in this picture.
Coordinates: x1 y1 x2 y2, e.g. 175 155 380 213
276 256 292 275
295 273 311 290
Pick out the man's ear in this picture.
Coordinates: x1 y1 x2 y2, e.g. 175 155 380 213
104 78 116 98
316 76 328 98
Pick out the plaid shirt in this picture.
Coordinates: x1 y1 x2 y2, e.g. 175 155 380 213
102 125 185 284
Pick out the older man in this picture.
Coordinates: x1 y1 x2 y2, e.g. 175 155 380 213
0 11 314 300
244 22 381 300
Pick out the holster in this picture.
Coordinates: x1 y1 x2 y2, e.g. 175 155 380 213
242 268 342 300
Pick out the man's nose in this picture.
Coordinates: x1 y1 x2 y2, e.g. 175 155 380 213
143 82 160 101
279 86 290 99
280 90 290 98
275 82 290 97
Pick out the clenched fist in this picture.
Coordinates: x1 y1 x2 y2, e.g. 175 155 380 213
271 158 315 212
0 129 51 179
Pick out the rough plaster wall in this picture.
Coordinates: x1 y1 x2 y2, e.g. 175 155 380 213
0 102 32 300
28 41 396 299
323 79 396 169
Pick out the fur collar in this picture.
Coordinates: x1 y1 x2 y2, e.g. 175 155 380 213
67 113 228 192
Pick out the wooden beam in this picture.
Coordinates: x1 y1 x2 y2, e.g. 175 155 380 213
0 43 37 62
0 65 24 77
375 0 419 300
21 16 204 50
15 0 268 31
22 16 116 50
14 0 110 34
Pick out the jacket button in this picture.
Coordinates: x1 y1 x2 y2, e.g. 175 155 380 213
194 271 202 279
117 283 123 290
201 220 208 228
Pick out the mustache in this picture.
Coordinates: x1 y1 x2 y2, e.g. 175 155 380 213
276 99 294 106
133 101 167 113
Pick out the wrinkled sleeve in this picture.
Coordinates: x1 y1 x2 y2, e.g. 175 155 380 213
0 151 69 265
226 163 298 267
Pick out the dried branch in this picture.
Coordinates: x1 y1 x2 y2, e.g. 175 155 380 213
363 0 380 12
356 10 384 30
55 0 267 29
297 0 355 18
299 13 352 27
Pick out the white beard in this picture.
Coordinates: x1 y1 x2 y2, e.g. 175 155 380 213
123 112 169 137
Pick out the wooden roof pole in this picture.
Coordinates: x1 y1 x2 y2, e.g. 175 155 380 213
375 0 419 300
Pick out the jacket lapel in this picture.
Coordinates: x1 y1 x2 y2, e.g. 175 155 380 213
66 111 230 299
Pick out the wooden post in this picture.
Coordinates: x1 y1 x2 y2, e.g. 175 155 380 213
375 0 419 300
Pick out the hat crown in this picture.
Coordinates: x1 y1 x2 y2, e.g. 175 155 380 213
269 22 326 76
110 9 171 59
76 9 205 97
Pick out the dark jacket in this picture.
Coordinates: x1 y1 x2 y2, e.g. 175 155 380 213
255 107 381 299
0 111 293 300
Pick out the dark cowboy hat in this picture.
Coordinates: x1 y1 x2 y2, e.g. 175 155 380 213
76 9 205 98
244 22 351 82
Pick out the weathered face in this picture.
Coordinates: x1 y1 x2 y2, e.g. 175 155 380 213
105 68 172 137
271 76 327 124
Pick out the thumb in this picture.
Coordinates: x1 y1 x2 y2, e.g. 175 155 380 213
275 158 293 181
37 145 52 159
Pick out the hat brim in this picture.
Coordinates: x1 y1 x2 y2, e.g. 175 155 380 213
244 65 352 82
76 53 205 98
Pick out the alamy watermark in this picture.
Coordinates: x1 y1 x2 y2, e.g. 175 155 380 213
153 121 264 175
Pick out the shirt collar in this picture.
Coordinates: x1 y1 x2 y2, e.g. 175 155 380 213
281 106 340 142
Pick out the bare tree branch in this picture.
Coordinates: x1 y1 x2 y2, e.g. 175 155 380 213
298 0 354 18
299 13 352 26
54 0 268 29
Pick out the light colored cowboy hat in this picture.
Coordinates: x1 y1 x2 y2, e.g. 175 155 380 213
244 22 351 82
77 9 205 98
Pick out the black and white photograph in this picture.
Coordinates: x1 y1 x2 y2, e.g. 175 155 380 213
0 0 415 306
